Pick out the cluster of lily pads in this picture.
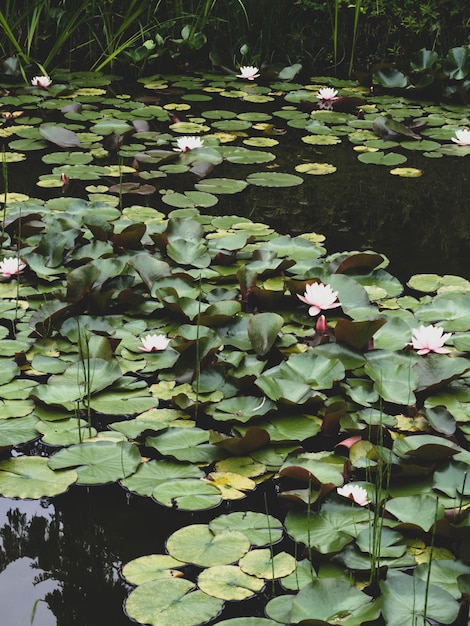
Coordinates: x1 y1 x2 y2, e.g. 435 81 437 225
1 69 470 625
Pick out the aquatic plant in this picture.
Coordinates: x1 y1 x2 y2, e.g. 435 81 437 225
297 281 341 316
139 334 171 352
236 65 260 80
174 136 205 152
452 128 470 146
411 324 453 355
0 68 469 625
0 256 25 277
30 75 51 88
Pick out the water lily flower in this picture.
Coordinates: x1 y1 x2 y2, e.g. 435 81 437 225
236 66 260 80
31 75 52 88
0 257 26 277
451 128 470 146
337 484 370 506
174 136 204 152
297 282 340 316
410 324 452 355
139 334 171 352
316 86 338 110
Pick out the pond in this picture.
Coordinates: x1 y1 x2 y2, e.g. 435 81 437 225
1 69 470 626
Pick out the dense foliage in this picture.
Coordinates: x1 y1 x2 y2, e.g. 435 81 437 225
0 68 470 624
0 0 469 79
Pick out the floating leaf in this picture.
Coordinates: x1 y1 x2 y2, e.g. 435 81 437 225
39 124 81 147
358 151 407 166
0 457 77 498
166 524 250 567
295 162 337 174
125 578 224 626
390 167 423 177
198 565 264 600
48 440 141 485
380 570 460 626
246 172 303 187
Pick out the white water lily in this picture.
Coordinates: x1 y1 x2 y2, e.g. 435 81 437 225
236 65 260 80
0 257 26 277
451 128 470 146
316 86 338 109
31 75 52 88
337 484 370 506
174 136 205 152
139 334 171 352
411 324 452 355
297 282 340 316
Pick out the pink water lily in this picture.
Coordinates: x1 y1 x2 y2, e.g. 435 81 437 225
174 136 204 152
31 75 52 88
139 334 171 352
316 87 338 110
0 257 26 277
411 324 452 355
297 282 340 316
337 484 370 506
236 66 260 80
452 128 470 146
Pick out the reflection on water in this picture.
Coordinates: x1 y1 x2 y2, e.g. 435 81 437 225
0 487 166 626
0 557 58 626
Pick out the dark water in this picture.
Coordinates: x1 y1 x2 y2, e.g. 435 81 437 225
207 141 470 283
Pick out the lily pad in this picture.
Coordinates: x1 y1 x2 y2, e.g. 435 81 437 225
357 151 407 166
0 456 77 498
380 570 460 626
47 439 141 484
166 524 250 567
295 162 337 174
246 172 304 187
125 578 224 626
198 565 264 600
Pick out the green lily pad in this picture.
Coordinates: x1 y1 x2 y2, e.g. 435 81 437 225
222 147 276 164
385 494 444 531
0 414 38 447
239 549 296 580
289 578 379 625
198 565 264 600
42 151 93 165
415 559 470 599
380 570 460 626
210 512 283 547
153 478 222 510
125 578 224 626
218 617 279 626
358 151 407 166
48 439 141 484
166 524 250 567
122 554 186 585
121 459 203 497
246 172 304 187
194 177 248 194
146 427 226 464
161 191 219 208
301 135 341 145
0 456 77 498
285 500 370 553
36 418 98 446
